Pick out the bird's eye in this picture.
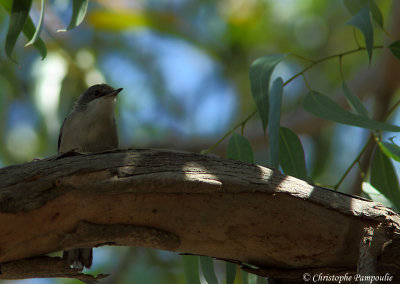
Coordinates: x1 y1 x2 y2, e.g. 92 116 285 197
94 90 101 96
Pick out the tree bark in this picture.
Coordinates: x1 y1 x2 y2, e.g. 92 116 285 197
0 149 399 282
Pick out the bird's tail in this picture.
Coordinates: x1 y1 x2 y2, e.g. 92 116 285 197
63 248 93 269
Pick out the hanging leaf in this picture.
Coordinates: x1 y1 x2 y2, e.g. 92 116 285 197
0 0 47 61
362 182 395 209
378 141 400 162
343 0 383 29
370 146 400 210
347 5 374 63
182 255 201 284
225 263 236 284
249 54 286 134
279 127 307 180
5 0 32 62
342 82 369 117
303 91 400 132
389 40 400 61
58 0 88 32
268 77 284 168
25 0 45 46
199 256 219 284
242 271 249 284
227 132 254 163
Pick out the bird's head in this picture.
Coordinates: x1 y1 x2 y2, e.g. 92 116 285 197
76 84 123 106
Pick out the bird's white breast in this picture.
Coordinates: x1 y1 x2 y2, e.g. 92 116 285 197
59 97 118 153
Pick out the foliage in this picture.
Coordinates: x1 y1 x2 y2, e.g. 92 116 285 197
1 0 400 284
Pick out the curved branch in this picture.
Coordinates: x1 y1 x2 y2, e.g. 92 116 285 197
0 149 399 281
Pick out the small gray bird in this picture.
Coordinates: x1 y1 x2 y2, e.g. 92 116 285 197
58 84 123 269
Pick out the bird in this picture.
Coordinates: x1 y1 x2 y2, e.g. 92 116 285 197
58 84 123 269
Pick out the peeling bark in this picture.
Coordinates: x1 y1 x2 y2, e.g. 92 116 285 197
0 149 399 282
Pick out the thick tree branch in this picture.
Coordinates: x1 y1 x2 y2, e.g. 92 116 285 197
0 149 399 282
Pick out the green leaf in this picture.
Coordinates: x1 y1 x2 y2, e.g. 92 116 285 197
362 182 395 209
5 0 32 62
199 256 219 284
225 263 236 284
58 0 88 32
303 91 400 132
379 141 400 162
342 82 369 117
268 77 284 168
0 0 47 61
241 271 249 284
370 146 400 210
368 1 384 29
249 54 286 134
389 40 400 61
279 127 307 180
343 0 383 29
182 255 201 284
227 132 254 163
347 5 374 63
25 0 45 47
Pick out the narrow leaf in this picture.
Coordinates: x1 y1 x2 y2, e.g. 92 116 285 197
303 91 400 132
342 82 369 117
0 0 47 60
182 255 201 284
379 141 400 162
199 256 219 284
25 0 45 46
344 0 383 29
347 5 374 63
268 77 284 168
58 0 88 32
227 132 254 163
241 271 249 284
225 263 236 284
368 1 384 29
279 127 307 180
370 146 400 210
249 54 286 134
362 182 395 209
5 0 32 62
389 40 400 61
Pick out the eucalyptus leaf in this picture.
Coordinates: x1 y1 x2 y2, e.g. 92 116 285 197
58 0 88 32
25 0 45 46
303 91 400 132
0 0 47 61
227 132 254 163
389 40 400 61
343 0 383 29
5 0 32 62
182 255 201 284
347 5 374 63
249 54 286 134
199 256 219 284
242 271 249 284
268 77 283 168
342 82 369 117
379 141 400 162
279 127 307 180
370 146 400 210
225 263 236 284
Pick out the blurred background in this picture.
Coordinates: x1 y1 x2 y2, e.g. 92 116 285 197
1 0 400 283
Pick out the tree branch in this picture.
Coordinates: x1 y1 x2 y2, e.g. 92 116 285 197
0 149 399 282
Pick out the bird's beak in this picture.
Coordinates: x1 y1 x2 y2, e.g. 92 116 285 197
107 88 123 97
